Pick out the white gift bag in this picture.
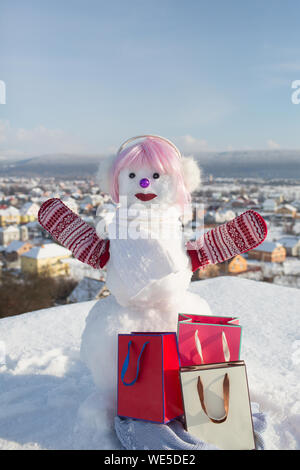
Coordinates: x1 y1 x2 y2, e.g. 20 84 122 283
180 361 255 450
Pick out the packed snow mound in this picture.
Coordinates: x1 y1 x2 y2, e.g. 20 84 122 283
0 277 299 450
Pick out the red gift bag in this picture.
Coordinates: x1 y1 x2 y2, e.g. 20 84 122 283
117 332 184 423
177 314 242 367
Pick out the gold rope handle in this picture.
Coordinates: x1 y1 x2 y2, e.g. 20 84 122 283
117 135 182 159
195 330 231 364
197 373 230 424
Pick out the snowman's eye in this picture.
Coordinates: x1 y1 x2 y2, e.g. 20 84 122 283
153 173 160 179
129 172 136 179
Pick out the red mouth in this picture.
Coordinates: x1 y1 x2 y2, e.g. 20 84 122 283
135 193 157 201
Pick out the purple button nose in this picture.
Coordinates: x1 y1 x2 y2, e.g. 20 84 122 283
139 178 150 188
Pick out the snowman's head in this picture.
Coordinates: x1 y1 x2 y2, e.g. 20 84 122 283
98 136 201 212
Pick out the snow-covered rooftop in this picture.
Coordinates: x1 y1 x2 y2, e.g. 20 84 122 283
19 202 39 216
252 241 283 252
277 236 300 248
5 240 31 253
21 243 71 259
0 206 20 216
278 204 297 212
0 225 19 233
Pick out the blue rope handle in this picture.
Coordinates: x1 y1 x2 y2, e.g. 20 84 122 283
121 340 149 386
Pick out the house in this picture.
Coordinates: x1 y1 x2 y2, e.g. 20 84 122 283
231 197 249 208
276 237 300 257
81 195 104 207
68 277 108 303
215 209 236 224
204 211 217 226
263 199 277 212
79 202 93 214
21 243 72 277
276 204 297 218
4 240 33 262
203 208 235 227
293 221 300 236
248 241 286 263
0 226 20 246
30 187 44 197
19 225 29 241
220 255 248 274
212 192 222 200
25 221 42 238
0 224 29 246
0 206 20 226
19 202 40 223
290 200 300 212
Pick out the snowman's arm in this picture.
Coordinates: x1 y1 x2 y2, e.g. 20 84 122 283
186 210 267 272
38 198 110 269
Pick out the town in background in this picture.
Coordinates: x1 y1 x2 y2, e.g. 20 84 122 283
1 174 300 318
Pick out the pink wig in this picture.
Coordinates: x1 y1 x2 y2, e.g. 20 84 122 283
110 137 191 207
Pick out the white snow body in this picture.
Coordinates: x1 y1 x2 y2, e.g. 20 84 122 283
106 207 194 308
80 207 211 412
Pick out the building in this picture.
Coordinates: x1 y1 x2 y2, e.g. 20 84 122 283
81 194 104 207
276 237 300 257
220 255 248 274
0 206 20 226
0 226 20 246
0 224 28 246
215 209 236 224
20 202 40 223
276 204 297 218
21 243 72 277
24 221 41 239
263 199 277 212
248 241 286 263
231 197 249 208
20 225 29 241
4 240 33 262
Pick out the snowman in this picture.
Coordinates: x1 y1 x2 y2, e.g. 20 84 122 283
38 135 267 431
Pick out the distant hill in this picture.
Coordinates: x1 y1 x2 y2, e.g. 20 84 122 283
0 153 102 178
1 149 300 179
193 149 300 179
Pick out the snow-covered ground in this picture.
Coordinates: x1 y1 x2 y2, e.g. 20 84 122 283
0 277 299 450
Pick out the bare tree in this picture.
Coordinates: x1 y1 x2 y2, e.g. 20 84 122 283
0 272 77 318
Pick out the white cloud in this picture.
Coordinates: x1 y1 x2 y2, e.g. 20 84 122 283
267 139 280 150
0 120 88 158
175 135 211 154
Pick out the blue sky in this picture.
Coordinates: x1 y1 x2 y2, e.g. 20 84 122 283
1 0 300 157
